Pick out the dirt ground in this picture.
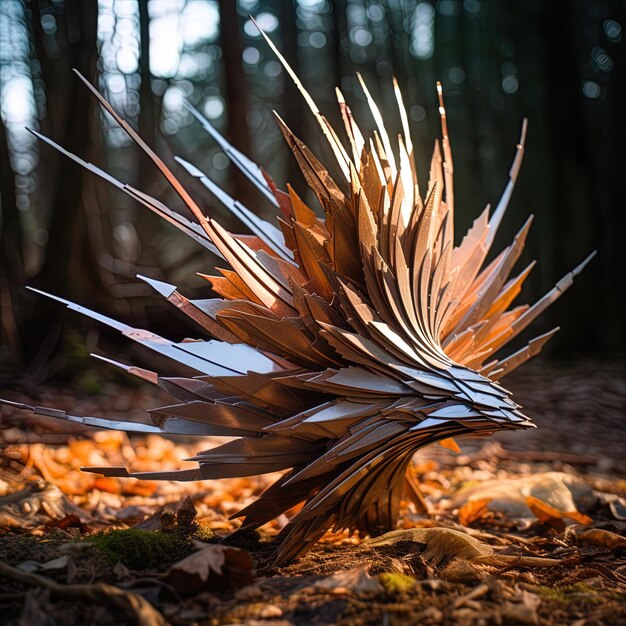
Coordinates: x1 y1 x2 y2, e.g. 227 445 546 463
0 358 624 625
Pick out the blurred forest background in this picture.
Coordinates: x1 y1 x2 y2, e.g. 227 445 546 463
0 0 623 389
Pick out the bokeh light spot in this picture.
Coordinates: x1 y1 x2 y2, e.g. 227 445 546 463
603 20 622 43
502 75 518 94
582 80 601 99
449 67 465 84
203 96 225 119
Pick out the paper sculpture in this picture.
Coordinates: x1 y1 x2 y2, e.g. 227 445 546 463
2 28 594 563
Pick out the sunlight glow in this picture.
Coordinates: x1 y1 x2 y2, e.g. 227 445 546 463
410 3 435 60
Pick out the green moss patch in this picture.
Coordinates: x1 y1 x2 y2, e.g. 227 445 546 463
531 583 608 606
378 572 417 594
86 528 185 570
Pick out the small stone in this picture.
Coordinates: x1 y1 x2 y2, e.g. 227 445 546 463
259 604 283 619
234 583 264 601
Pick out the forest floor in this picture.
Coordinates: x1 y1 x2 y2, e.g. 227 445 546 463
0 358 624 626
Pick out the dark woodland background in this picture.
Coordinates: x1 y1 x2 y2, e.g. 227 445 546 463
0 0 623 389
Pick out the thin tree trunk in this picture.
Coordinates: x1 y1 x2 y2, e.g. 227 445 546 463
28 0 101 367
0 116 25 364
279 0 305 191
217 0 253 204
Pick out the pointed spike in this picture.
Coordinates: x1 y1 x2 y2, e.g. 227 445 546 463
251 17 320 113
136 274 177 298
0 394 161 433
252 16 351 180
72 69 217 242
90 353 159 384
81 466 131 477
174 155 205 178
122 185 221 257
486 118 529 247
0 398 33 411
182 101 278 205
488 327 560 380
392 76 412 154
436 81 454 221
356 72 397 174
571 250 597 277
91 353 132 369
28 128 124 189
29 127 221 257
26 287 131 332
176 156 237 210
176 157 292 261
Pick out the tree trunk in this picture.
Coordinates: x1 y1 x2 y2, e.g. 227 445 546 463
28 0 101 367
0 116 25 364
217 0 253 204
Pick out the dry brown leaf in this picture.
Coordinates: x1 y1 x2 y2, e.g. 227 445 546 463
367 527 494 565
501 589 541 625
0 482 90 529
576 528 626 549
525 495 592 529
305 566 383 595
458 498 492 526
45 513 90 534
17 556 69 573
163 543 254 596
133 495 197 533
93 477 121 494
367 527 561 568
450 472 594 524
439 438 462 453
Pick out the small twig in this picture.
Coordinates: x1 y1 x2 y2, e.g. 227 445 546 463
0 561 169 626
480 554 562 567
453 582 490 608
498 449 598 466
0 481 44 506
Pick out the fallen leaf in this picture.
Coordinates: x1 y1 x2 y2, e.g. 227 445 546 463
439 438 462 453
93 477 120 494
525 496 592 529
501 589 540 625
0 482 90 529
133 495 197 534
45 513 90 534
16 561 40 573
577 528 626 549
16 556 69 573
367 527 561 568
609 497 626 521
458 498 492 526
120 481 158 497
367 527 494 565
115 505 154 525
40 556 69 571
258 604 283 618
163 543 254 596
305 566 383 594
450 472 594 524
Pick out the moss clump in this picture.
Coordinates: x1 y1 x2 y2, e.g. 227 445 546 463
532 583 605 605
193 523 217 543
87 528 185 569
378 572 417 594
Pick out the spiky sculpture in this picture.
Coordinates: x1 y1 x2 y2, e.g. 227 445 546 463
2 29 593 564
